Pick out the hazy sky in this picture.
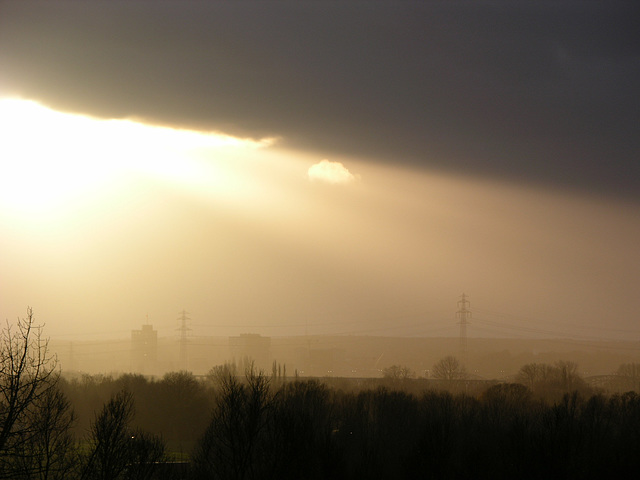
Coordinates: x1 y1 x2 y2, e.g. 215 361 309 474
0 1 638 342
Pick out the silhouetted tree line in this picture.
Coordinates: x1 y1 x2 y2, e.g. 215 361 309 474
63 364 640 480
186 366 640 480
4 310 640 479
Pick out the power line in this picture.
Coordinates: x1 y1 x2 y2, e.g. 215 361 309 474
473 307 640 336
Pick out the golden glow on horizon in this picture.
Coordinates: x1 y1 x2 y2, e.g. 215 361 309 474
0 98 276 223
0 99 637 343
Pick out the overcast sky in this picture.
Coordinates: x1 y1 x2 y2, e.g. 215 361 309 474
0 1 639 343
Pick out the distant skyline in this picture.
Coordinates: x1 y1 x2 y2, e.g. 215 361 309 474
0 2 638 343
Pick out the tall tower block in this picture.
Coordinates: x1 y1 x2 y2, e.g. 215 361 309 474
131 324 158 374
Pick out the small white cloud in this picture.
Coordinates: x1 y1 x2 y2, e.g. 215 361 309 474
308 159 358 185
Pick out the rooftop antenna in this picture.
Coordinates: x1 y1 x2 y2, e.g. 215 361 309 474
457 293 471 365
177 309 191 370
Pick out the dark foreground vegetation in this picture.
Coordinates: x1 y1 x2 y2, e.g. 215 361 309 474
3 310 640 479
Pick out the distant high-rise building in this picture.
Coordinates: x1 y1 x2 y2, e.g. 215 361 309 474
131 324 158 374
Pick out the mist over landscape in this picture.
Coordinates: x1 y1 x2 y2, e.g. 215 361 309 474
1 1 639 478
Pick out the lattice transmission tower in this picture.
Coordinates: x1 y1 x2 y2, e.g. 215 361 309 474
177 309 191 370
456 293 471 364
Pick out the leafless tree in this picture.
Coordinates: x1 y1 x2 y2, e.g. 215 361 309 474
207 362 238 387
516 361 590 401
124 430 166 480
431 356 467 382
0 308 59 475
516 363 555 390
81 390 135 480
616 363 640 386
10 387 77 480
81 390 165 480
617 363 640 377
193 365 274 480
554 360 582 391
382 365 415 381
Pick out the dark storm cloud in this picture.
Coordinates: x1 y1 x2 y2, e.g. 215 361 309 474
1 1 638 198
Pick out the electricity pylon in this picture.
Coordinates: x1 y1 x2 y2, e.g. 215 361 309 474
457 293 471 365
177 309 191 370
